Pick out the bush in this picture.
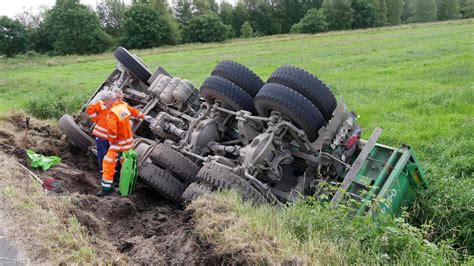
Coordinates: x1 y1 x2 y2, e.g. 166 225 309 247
290 8 328 34
121 3 178 49
0 16 28 57
25 88 88 119
240 21 253 38
182 13 231 43
39 0 112 55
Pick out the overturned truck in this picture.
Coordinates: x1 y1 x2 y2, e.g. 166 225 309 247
59 47 428 216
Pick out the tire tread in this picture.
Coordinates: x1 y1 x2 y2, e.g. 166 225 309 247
138 161 186 202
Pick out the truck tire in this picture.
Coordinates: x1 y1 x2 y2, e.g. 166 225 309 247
254 83 325 142
267 65 336 121
58 115 94 150
196 162 267 204
182 181 214 202
138 160 186 202
211 61 264 97
200 75 257 114
149 144 200 184
114 47 152 85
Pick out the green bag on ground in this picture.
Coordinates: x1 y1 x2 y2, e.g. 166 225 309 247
26 150 61 171
119 149 138 196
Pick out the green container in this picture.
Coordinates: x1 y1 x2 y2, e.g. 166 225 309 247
119 149 138 196
346 144 428 217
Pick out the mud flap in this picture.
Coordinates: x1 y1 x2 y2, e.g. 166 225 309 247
119 149 138 196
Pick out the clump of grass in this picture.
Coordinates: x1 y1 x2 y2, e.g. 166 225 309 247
189 191 462 264
412 174 474 256
25 88 88 119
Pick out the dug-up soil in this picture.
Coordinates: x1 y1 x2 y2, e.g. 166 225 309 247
0 113 224 264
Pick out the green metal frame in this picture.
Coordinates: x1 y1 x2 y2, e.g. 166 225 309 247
346 143 428 217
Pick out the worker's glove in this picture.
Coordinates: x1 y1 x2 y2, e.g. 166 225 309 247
144 115 154 123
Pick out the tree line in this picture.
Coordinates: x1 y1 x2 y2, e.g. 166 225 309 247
1 0 473 57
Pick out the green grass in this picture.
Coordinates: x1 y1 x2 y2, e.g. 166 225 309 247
1 19 473 259
190 191 459 264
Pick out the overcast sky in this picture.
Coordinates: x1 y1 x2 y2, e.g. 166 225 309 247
0 0 104 17
0 0 236 18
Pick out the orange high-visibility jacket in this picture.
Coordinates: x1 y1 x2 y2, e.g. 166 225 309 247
85 101 109 139
105 102 135 152
118 100 145 120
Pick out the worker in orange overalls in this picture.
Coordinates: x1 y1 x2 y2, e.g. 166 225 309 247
96 89 151 197
85 91 116 172
97 100 133 196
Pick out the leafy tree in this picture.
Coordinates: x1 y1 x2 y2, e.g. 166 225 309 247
182 13 231 43
15 8 45 30
274 0 324 33
290 8 328 33
0 16 28 57
352 0 377 28
148 0 172 14
231 2 249 37
121 3 177 49
40 0 112 55
96 0 128 37
323 0 353 30
174 0 193 26
370 0 388 26
412 0 437 22
219 1 234 26
386 0 403 24
135 0 180 43
145 0 181 43
401 0 414 22
240 21 253 37
15 7 48 52
208 0 219 13
246 1 281 36
191 0 217 15
437 0 461 20
460 0 474 18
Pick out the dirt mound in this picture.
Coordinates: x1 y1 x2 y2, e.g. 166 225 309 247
0 113 220 264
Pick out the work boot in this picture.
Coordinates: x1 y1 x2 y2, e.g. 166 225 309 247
96 188 114 197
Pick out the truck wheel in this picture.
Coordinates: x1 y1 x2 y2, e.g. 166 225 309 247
211 61 264 97
182 181 214 202
58 115 94 150
138 160 186 202
267 65 336 121
254 83 325 142
196 162 267 204
200 75 257 114
114 47 152 85
149 143 200 184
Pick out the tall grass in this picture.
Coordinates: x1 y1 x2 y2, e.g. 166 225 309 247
190 192 462 264
25 87 89 119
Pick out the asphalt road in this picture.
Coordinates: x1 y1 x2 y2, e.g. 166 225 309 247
0 232 23 265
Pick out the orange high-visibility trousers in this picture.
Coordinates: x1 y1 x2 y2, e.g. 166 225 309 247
101 150 118 190
101 150 124 190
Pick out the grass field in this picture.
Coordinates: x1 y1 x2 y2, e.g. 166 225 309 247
1 19 473 260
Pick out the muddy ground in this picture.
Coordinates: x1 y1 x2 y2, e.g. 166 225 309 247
0 113 224 264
